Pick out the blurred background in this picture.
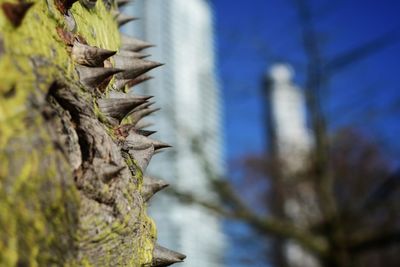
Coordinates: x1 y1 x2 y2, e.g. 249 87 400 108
122 0 400 266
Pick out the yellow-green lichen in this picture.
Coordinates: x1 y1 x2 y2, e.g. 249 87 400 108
139 216 157 265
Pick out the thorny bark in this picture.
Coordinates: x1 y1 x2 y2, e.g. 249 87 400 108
0 0 185 266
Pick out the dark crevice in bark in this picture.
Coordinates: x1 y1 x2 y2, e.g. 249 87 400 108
45 81 134 216
76 128 92 161
47 81 92 162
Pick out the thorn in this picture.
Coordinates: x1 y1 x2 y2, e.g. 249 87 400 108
142 176 169 201
116 0 130 8
132 101 155 112
114 124 155 138
120 34 155 52
113 75 152 90
108 91 129 99
1 2 34 27
128 146 154 172
136 129 157 137
152 244 186 267
108 91 153 101
113 55 162 70
131 107 160 125
118 50 151 59
124 132 171 151
97 95 149 124
72 41 116 67
113 55 163 80
126 100 156 123
152 140 171 150
124 132 153 150
114 12 137 27
99 164 125 183
79 0 97 9
127 75 153 87
76 66 122 90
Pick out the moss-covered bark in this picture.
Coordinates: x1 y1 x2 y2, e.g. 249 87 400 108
0 0 160 266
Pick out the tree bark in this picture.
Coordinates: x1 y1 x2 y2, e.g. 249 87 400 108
0 1 170 266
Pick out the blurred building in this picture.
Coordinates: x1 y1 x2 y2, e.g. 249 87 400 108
123 1 225 266
265 64 313 174
264 64 319 267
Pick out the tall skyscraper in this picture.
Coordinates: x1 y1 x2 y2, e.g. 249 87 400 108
266 64 313 174
264 63 319 267
123 1 225 266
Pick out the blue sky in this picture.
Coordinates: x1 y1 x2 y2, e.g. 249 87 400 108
212 0 400 265
213 0 400 163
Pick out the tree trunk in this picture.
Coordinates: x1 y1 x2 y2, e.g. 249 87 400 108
0 0 183 266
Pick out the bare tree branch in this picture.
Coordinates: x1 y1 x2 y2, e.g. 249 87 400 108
325 29 400 75
167 186 329 258
349 229 400 254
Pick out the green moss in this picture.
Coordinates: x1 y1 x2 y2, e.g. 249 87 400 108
0 122 80 266
138 216 157 264
72 2 120 51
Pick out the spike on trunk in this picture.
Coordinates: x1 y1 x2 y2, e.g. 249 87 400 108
124 132 171 151
113 55 163 80
113 75 153 91
1 2 34 27
128 146 154 172
120 34 155 52
127 75 153 87
131 107 160 125
116 13 137 27
118 50 151 59
108 91 153 101
142 176 169 202
97 96 150 125
114 124 156 138
132 101 156 111
152 244 186 267
72 41 116 67
76 66 122 90
136 129 157 137
116 0 131 8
